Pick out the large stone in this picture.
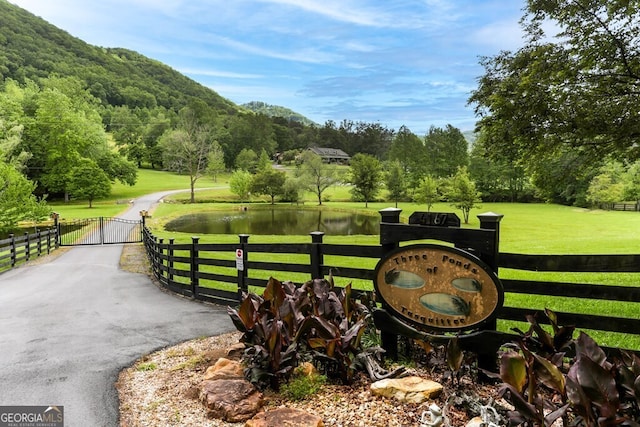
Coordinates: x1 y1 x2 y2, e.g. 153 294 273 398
370 376 443 404
226 342 246 359
245 408 324 427
204 357 244 380
200 378 263 422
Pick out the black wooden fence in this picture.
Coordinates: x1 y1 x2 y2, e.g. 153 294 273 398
0 228 58 272
142 209 640 351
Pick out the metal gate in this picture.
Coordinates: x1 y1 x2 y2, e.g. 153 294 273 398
57 217 143 246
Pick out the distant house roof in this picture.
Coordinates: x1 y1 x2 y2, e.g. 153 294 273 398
308 147 350 160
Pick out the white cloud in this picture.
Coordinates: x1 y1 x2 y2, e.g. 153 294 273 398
180 68 263 79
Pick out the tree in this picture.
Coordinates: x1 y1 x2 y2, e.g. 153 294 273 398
28 83 107 200
469 132 533 202
110 106 145 167
250 167 286 204
0 161 50 233
387 126 427 186
297 151 342 205
206 142 226 182
257 149 272 171
528 148 600 206
229 169 253 203
67 159 111 208
469 1 640 164
384 160 407 208
443 167 481 224
587 173 624 208
424 125 469 178
414 175 440 212
623 161 640 203
235 148 258 172
281 176 304 204
159 106 214 203
349 153 382 207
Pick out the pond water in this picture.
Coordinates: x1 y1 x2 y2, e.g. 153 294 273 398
164 208 380 235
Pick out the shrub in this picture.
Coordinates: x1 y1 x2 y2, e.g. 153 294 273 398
227 276 372 390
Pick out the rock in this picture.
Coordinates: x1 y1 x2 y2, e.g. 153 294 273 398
466 416 484 427
245 408 324 427
297 361 318 377
226 342 245 359
204 357 244 380
370 376 443 404
200 378 263 422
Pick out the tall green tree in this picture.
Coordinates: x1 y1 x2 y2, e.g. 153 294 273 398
384 160 407 208
469 0 640 163
250 167 286 204
469 133 532 202
297 151 342 206
110 106 145 167
229 169 252 204
67 159 111 208
0 161 50 232
206 142 226 182
443 167 481 224
414 175 440 212
587 173 624 208
623 161 640 203
349 153 382 207
235 148 258 172
387 125 426 186
424 125 468 178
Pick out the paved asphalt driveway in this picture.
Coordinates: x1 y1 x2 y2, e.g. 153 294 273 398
0 191 236 426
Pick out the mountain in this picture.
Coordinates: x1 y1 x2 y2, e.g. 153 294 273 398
0 0 237 114
242 101 317 126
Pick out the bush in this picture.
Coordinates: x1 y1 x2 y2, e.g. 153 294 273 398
227 276 372 390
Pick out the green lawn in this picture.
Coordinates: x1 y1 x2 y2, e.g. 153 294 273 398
45 168 640 350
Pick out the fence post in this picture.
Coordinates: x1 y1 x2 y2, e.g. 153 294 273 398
476 211 504 373
24 232 30 262
168 238 175 284
153 237 160 277
46 228 52 254
190 237 200 299
36 230 42 258
237 234 249 302
378 207 402 361
52 213 60 248
158 239 164 282
9 234 16 267
310 231 325 279
477 212 504 273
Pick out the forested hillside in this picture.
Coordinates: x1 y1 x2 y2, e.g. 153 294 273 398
242 101 316 127
0 0 236 113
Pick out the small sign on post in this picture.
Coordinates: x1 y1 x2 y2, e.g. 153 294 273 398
235 248 244 271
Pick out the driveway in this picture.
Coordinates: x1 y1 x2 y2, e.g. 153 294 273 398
0 191 236 426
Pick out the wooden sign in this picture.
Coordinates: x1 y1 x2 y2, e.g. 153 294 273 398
374 244 503 332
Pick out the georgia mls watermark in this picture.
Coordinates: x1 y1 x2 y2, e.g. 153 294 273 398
0 406 64 427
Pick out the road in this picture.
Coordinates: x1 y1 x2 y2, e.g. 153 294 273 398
0 191 236 426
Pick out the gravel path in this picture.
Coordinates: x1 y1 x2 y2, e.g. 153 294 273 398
0 191 236 426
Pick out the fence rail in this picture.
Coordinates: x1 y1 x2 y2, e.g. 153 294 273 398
142 216 640 352
0 228 58 272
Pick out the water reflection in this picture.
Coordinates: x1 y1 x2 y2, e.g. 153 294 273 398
164 208 379 235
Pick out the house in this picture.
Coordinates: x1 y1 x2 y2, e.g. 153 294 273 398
307 147 351 164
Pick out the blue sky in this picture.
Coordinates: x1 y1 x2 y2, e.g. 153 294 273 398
12 0 527 134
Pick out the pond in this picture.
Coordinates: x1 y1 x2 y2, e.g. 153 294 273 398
164 208 380 236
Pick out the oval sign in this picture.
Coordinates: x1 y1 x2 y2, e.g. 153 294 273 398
374 244 503 332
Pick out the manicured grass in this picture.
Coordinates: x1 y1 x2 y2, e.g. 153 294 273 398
46 168 640 349
146 194 640 350
47 169 229 219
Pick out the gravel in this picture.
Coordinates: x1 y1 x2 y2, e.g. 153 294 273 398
116 332 504 427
